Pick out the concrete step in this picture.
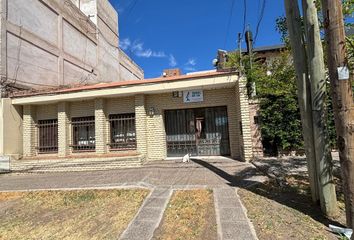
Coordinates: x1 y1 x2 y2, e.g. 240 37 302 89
10 156 143 173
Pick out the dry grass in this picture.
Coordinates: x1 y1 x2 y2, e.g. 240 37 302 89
153 189 217 240
238 180 346 240
0 189 149 240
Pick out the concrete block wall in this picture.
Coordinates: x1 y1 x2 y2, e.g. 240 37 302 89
1 0 143 91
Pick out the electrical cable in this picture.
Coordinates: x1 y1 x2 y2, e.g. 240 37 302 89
254 0 266 44
224 0 236 48
242 0 247 37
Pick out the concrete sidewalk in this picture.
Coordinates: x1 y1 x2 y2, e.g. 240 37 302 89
0 157 266 191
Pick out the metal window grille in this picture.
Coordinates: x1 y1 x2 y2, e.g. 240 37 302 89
109 113 136 150
71 116 95 152
37 119 58 153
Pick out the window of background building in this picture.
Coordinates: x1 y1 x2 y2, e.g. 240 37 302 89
71 116 95 151
109 113 136 150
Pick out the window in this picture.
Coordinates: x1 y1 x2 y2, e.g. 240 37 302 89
71 116 95 151
37 119 58 153
109 113 136 150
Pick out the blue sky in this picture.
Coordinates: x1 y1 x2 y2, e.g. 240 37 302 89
109 0 286 78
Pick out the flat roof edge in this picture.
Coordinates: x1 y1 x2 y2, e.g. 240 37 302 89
11 73 240 105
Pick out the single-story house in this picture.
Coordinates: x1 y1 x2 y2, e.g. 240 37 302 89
0 70 254 168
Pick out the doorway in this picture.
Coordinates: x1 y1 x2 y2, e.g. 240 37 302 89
164 106 230 157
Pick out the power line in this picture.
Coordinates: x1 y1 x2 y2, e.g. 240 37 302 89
224 0 236 48
254 0 266 43
242 0 247 37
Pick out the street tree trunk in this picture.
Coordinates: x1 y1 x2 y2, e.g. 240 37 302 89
302 0 337 217
284 0 319 203
321 0 354 229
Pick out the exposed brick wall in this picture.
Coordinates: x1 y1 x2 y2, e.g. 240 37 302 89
237 78 253 161
22 83 253 162
36 104 57 120
135 95 147 156
23 105 36 157
249 100 264 157
95 98 107 154
58 102 70 157
145 88 242 160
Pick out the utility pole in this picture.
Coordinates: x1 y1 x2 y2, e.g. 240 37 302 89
284 0 319 203
245 29 253 69
238 33 242 69
302 0 337 216
321 0 354 229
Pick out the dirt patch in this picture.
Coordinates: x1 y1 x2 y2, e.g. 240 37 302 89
0 189 149 240
238 179 346 240
153 189 217 240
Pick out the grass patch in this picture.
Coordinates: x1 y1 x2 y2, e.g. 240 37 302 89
0 189 149 240
238 180 346 240
153 189 217 240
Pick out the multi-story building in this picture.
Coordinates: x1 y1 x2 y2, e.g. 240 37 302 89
0 0 143 96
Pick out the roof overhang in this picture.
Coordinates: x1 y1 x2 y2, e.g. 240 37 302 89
12 73 240 105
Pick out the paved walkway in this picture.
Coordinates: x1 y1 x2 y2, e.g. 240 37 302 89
120 188 172 240
0 157 264 240
214 187 257 240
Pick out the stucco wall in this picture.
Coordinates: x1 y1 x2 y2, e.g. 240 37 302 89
0 98 23 158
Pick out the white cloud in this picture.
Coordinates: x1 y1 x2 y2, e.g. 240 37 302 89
169 54 177 67
184 66 196 72
186 58 197 66
119 38 131 50
129 41 166 58
120 38 176 67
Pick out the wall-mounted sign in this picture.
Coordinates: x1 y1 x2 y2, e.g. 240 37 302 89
183 90 204 103
338 66 350 80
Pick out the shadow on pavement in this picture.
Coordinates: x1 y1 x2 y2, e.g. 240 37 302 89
191 157 345 229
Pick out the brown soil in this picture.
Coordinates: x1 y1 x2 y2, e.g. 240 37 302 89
0 189 149 240
238 179 346 240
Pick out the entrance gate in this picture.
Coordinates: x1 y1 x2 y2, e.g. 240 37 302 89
164 106 230 157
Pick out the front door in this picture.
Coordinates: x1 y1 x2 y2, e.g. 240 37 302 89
165 106 230 157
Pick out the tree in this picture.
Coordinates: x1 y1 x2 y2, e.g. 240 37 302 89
226 51 304 155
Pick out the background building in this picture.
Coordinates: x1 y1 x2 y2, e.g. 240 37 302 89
0 0 143 96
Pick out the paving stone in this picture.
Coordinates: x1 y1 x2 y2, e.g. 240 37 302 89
120 220 157 240
120 188 172 240
143 197 169 208
213 188 237 198
149 188 171 198
221 221 256 240
134 207 162 221
217 196 242 208
218 207 248 221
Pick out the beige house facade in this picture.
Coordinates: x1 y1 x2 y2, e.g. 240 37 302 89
0 71 253 168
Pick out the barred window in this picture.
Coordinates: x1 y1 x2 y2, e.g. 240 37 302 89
37 119 58 153
71 116 95 151
109 113 136 150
